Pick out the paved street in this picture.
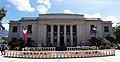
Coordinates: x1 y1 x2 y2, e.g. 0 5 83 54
0 50 120 62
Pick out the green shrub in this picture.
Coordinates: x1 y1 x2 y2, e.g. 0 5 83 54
82 46 96 50
101 38 111 45
106 34 116 43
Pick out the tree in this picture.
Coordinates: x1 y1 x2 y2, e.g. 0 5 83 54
1 36 8 44
113 26 120 43
0 7 7 30
106 34 116 43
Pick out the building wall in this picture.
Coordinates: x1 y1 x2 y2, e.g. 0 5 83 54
85 21 102 39
8 14 112 47
102 21 112 38
19 21 38 46
8 21 20 41
37 23 47 46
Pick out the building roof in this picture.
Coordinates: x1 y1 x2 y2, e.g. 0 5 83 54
9 14 111 22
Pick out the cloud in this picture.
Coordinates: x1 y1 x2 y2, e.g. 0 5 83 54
36 0 51 13
36 5 48 14
36 0 51 8
64 9 74 14
88 0 120 5
58 0 62 2
7 0 35 12
5 5 10 8
84 13 119 27
2 24 9 31
84 13 102 18
103 16 119 27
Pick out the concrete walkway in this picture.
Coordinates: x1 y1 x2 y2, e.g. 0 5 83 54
0 50 120 62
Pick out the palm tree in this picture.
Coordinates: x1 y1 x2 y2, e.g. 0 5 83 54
0 7 7 30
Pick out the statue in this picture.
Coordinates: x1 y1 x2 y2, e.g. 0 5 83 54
0 7 7 30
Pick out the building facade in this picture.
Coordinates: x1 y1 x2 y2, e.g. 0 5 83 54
8 14 112 47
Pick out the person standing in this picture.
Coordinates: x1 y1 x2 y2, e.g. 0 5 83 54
1 44 5 55
0 46 1 55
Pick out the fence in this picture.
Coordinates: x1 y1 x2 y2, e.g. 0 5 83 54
22 47 56 51
67 46 96 51
4 49 115 58
22 46 96 51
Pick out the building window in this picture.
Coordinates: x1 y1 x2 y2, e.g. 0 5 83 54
12 26 18 32
54 25 57 36
73 25 77 36
104 26 109 32
90 25 94 30
73 37 76 42
67 39 70 42
66 25 70 34
47 25 51 32
60 25 64 35
28 25 32 33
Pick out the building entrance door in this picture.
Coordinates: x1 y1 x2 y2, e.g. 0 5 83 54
60 25 65 47
60 36 64 46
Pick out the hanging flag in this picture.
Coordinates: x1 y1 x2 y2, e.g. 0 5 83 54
90 28 96 35
22 30 24 40
90 30 94 35
22 29 28 40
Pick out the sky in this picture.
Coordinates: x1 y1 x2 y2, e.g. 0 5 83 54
1 0 120 31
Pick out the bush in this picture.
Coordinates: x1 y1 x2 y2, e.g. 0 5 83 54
98 38 112 49
101 38 111 45
106 34 116 43
111 43 117 49
82 46 96 50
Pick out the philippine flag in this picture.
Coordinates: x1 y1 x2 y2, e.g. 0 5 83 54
90 28 96 35
22 30 28 40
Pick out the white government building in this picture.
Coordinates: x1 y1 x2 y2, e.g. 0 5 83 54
8 14 112 47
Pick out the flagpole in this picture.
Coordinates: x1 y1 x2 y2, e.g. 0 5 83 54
24 39 26 47
23 36 26 48
22 30 26 48
93 26 97 49
95 30 97 49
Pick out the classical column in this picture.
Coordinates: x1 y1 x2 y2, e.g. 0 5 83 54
77 25 80 46
64 25 67 47
51 25 53 46
70 25 73 46
57 25 60 47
